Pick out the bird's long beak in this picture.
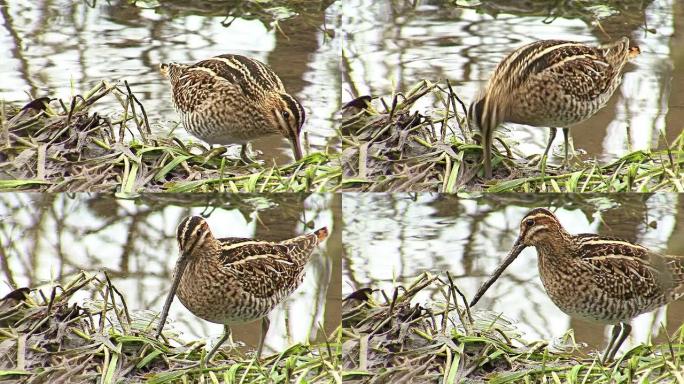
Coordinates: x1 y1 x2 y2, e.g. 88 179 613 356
469 237 527 307
289 133 303 161
155 254 190 339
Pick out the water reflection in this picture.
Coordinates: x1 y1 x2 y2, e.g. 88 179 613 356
0 193 341 355
343 193 684 354
0 0 340 163
342 0 684 163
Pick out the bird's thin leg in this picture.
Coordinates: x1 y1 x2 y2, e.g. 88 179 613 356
483 128 493 179
561 127 571 168
239 143 257 164
606 322 631 363
256 317 270 359
601 323 622 364
205 324 232 363
539 127 557 174
240 144 250 163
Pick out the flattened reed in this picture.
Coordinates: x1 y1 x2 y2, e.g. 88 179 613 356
342 273 684 383
0 272 342 383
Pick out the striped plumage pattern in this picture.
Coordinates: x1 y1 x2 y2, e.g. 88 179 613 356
470 207 683 362
173 215 326 324
469 37 638 177
161 54 305 160
519 208 684 324
156 215 327 360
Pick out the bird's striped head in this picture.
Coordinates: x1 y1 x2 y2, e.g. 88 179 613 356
468 207 567 307
470 208 561 307
272 93 305 160
176 216 215 258
159 62 188 82
516 208 566 247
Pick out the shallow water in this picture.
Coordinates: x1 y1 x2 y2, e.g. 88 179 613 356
342 0 684 164
0 1 340 163
343 193 684 354
0 193 341 355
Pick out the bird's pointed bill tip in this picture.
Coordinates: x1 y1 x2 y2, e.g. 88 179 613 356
289 136 303 161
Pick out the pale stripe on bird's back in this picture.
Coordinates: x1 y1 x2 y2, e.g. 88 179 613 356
221 241 275 251
492 41 584 88
194 55 285 98
579 239 648 249
230 254 295 267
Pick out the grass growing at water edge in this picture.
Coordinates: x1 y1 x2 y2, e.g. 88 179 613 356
0 81 341 193
0 272 342 383
342 273 684 383
340 79 684 192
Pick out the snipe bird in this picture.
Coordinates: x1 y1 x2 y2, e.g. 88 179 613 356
160 54 305 162
469 38 640 178
155 216 328 361
470 208 684 363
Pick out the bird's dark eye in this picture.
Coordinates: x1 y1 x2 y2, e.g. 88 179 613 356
525 219 534 226
282 111 290 119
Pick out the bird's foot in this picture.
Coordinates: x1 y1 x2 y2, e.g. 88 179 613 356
527 154 554 174
237 144 263 165
239 152 258 165
560 158 571 171
200 146 228 163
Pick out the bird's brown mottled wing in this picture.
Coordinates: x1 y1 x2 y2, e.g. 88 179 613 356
542 54 617 101
665 255 684 299
191 55 284 100
217 233 321 298
577 234 677 301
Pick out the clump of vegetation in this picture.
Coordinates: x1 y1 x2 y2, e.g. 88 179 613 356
342 273 684 383
0 81 340 193
0 272 341 383
340 80 684 192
